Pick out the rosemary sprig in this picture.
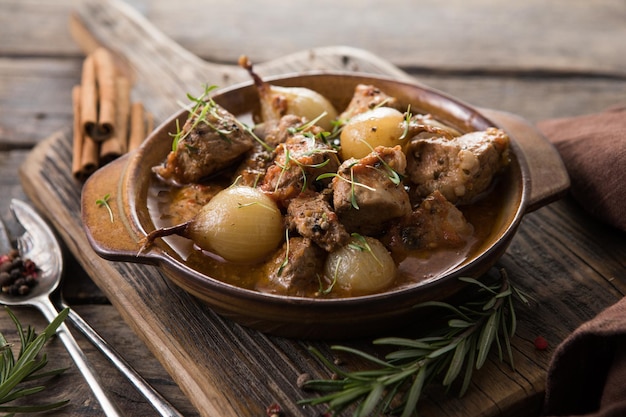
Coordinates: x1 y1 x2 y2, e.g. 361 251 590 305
0 307 69 414
300 269 527 417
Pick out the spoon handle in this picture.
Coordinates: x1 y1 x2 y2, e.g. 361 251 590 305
34 298 123 417
60 303 185 417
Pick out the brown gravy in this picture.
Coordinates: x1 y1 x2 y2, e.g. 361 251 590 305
146 168 507 298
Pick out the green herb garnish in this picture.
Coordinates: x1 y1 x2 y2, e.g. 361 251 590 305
95 194 114 223
317 163 376 210
273 147 334 194
299 269 527 417
348 234 382 268
171 84 273 152
399 105 413 140
0 307 70 414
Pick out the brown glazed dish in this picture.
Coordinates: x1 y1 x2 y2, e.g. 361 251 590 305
81 72 569 339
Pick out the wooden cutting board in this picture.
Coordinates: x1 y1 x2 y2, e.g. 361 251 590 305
18 0 553 415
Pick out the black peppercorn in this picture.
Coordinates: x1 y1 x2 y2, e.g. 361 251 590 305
0 250 40 296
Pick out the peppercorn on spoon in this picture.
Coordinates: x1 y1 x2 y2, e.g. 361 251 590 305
0 199 183 417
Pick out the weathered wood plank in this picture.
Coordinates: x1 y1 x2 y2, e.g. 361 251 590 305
3 0 626 76
0 59 77 146
0 304 199 416
2 57 625 147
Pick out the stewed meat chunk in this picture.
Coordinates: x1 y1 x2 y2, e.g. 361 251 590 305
253 114 308 148
162 183 224 225
261 237 326 296
154 104 255 184
286 191 350 252
382 190 474 261
232 143 275 187
333 145 411 235
338 84 400 121
235 115 317 187
407 114 462 140
405 127 510 204
261 130 340 205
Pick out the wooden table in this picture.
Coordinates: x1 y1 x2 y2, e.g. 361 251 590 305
1 0 625 416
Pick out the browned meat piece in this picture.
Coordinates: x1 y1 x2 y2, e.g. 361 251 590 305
260 131 340 205
232 143 275 187
405 127 510 204
260 237 326 296
235 115 314 187
286 191 350 252
382 190 474 261
162 183 224 225
332 145 411 235
253 114 308 148
338 84 400 121
407 114 462 140
153 103 255 184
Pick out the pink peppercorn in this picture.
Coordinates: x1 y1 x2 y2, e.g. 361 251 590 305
534 336 548 350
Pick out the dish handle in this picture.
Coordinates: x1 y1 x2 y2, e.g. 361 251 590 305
481 109 570 212
81 155 149 262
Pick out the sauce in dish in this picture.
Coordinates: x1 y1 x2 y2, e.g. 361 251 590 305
144 71 511 299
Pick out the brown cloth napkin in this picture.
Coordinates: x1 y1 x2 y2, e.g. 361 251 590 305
536 106 626 416
542 299 626 417
537 106 626 232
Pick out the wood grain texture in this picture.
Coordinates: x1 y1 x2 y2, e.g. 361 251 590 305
3 62 624 147
0 304 199 416
18 41 626 417
4 0 626 76
2 0 626 415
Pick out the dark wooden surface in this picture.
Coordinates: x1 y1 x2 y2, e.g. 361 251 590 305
1 0 625 416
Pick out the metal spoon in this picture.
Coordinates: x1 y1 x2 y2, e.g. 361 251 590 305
0 199 183 417
0 199 122 416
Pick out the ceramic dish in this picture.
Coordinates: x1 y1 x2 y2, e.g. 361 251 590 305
81 72 569 339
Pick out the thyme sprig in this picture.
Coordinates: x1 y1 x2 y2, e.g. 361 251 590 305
317 263 339 295
172 84 272 152
0 307 69 414
316 163 375 210
287 111 328 135
399 105 413 141
273 147 334 194
95 194 114 223
348 233 382 268
300 269 528 417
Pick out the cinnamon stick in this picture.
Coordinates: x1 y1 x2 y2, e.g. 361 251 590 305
80 137 99 178
72 85 99 181
100 76 130 163
72 47 153 180
128 102 147 151
116 76 131 153
146 110 154 135
71 85 84 178
92 47 117 141
79 54 98 140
